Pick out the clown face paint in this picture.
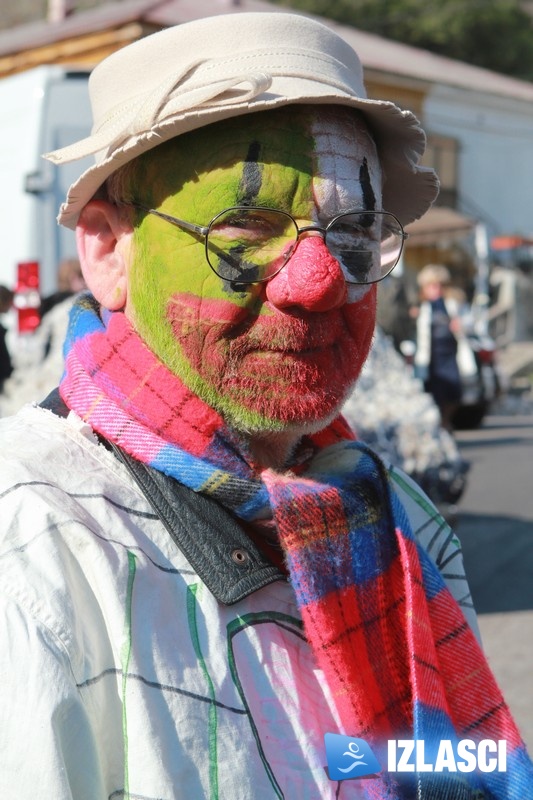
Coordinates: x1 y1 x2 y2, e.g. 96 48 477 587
125 105 382 434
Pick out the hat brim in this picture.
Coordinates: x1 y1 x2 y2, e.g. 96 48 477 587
48 92 438 229
44 13 439 228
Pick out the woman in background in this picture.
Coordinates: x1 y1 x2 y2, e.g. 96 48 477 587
414 264 472 431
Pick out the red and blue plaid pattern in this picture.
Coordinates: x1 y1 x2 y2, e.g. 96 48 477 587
60 295 533 798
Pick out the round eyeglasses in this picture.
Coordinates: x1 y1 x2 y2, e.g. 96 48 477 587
126 203 407 285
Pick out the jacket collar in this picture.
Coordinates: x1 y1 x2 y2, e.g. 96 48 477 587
111 443 286 604
41 387 285 605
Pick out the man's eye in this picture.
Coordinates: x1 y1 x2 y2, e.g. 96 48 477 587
213 214 284 240
222 214 256 229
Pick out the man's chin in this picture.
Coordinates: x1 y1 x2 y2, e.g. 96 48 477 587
214 383 355 437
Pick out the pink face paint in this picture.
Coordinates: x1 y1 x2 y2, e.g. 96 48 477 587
167 284 376 427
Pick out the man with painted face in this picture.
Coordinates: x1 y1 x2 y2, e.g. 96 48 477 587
0 13 531 800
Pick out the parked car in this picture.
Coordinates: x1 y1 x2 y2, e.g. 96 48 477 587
451 332 501 429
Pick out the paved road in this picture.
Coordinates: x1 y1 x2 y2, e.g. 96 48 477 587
453 412 533 752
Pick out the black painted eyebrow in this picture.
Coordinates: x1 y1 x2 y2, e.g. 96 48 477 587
237 140 263 206
360 157 376 211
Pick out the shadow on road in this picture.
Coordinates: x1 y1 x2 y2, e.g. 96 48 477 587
479 418 533 431
457 436 526 450
457 512 533 614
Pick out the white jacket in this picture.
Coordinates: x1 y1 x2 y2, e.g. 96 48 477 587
0 404 479 799
415 296 478 379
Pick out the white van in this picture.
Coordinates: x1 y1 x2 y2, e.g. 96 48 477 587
0 65 92 300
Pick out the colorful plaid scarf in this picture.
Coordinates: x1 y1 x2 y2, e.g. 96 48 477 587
60 294 532 798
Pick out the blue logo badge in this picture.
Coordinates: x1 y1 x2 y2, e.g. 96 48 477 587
324 733 382 781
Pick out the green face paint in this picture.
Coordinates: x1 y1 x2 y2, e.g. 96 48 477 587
125 105 381 433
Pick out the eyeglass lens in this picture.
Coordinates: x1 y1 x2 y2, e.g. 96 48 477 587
205 208 403 284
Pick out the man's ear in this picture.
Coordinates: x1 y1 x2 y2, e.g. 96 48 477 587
76 200 133 310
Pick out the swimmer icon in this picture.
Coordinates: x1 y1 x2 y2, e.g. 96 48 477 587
338 741 369 773
324 733 382 781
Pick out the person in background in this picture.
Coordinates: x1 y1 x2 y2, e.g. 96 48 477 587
0 284 14 390
0 13 531 800
39 257 86 317
414 263 475 431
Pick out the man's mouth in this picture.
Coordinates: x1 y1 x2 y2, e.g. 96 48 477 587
229 304 345 354
248 341 336 356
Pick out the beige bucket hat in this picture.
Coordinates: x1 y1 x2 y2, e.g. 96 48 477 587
45 11 439 229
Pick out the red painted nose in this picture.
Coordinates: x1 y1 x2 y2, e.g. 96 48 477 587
265 237 347 312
